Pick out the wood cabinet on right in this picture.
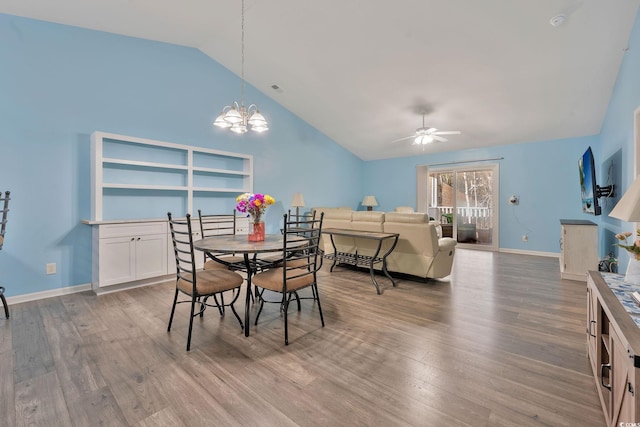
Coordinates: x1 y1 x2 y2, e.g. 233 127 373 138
587 271 640 426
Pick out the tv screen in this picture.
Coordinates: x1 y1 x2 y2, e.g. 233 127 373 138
579 146 601 216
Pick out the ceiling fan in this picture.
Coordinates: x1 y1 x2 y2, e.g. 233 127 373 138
392 113 461 145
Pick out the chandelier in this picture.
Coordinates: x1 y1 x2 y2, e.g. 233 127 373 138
213 0 268 134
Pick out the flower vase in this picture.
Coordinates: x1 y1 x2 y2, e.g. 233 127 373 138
626 258 640 285
248 221 265 242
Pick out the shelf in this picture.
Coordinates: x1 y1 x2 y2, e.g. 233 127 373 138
91 131 253 221
192 187 245 193
103 158 189 171
192 167 249 176
103 184 188 191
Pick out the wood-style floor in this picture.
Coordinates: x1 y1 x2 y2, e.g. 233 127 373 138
0 249 605 426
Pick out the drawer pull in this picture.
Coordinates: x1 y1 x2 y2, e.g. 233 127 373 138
588 320 596 338
601 363 612 390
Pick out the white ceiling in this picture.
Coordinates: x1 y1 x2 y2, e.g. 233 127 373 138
2 0 639 160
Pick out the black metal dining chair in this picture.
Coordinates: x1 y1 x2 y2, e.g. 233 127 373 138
167 212 245 351
0 191 10 319
252 212 325 345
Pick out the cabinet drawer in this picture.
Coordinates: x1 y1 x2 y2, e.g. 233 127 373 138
98 222 167 238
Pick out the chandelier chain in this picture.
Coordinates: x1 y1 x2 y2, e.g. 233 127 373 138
213 0 268 133
241 0 245 106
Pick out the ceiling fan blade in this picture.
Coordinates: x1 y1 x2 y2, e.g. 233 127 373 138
432 135 448 142
390 135 416 143
432 130 461 135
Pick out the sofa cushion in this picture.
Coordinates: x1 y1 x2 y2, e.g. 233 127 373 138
394 206 415 212
312 207 353 220
352 211 385 223
384 212 428 224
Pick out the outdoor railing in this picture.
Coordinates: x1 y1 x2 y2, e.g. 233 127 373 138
429 206 492 230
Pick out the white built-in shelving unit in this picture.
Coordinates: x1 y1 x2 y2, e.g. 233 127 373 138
85 131 253 293
90 131 253 221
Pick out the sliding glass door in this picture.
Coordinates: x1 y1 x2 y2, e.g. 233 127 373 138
420 164 498 250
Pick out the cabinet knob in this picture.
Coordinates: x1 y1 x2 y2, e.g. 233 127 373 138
131 237 135 241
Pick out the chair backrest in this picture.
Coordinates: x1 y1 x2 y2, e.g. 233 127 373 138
287 209 316 228
197 209 237 262
198 209 236 237
0 191 10 251
168 212 197 290
281 212 324 292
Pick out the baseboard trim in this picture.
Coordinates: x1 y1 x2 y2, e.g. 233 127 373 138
499 248 560 258
5 283 93 305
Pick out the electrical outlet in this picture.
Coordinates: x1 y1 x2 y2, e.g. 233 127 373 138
522 234 528 242
46 263 56 275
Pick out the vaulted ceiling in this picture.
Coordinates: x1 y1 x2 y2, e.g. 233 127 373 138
2 0 639 160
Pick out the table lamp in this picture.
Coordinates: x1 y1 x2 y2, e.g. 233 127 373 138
610 176 640 222
291 193 305 218
609 175 640 283
362 195 378 211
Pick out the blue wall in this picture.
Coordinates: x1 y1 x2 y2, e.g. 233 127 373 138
364 136 600 254
0 14 363 297
2 6 640 298
598 4 640 268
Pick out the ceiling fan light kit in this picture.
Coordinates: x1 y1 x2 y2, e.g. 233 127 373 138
414 135 435 145
392 113 461 145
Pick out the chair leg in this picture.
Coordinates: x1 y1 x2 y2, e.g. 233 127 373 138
283 297 289 345
229 302 244 330
254 298 265 326
187 297 197 351
167 288 179 332
0 287 8 319
219 293 226 315
200 296 208 318
314 283 325 327
294 291 301 311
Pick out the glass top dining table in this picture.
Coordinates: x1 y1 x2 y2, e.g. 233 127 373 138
193 234 307 337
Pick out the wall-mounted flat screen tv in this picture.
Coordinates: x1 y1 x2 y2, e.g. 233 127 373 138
579 146 601 215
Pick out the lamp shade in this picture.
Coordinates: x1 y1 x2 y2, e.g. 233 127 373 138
291 193 305 207
610 176 640 221
362 196 378 207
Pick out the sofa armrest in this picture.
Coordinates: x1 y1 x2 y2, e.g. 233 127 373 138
438 237 457 250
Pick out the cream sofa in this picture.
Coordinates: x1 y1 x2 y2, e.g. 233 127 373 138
312 207 456 280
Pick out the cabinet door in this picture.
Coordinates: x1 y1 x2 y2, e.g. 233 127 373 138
99 236 136 286
135 234 168 279
611 327 637 425
236 217 249 235
587 285 599 375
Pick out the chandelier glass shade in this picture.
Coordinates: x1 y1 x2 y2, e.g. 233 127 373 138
213 0 268 134
214 102 268 134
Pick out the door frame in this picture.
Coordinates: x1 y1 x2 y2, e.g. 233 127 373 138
417 162 500 251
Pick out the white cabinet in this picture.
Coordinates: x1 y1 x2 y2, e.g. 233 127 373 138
587 272 640 425
235 216 249 235
91 221 168 292
86 132 255 294
560 219 598 281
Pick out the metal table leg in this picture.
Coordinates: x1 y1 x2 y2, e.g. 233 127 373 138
243 254 252 337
